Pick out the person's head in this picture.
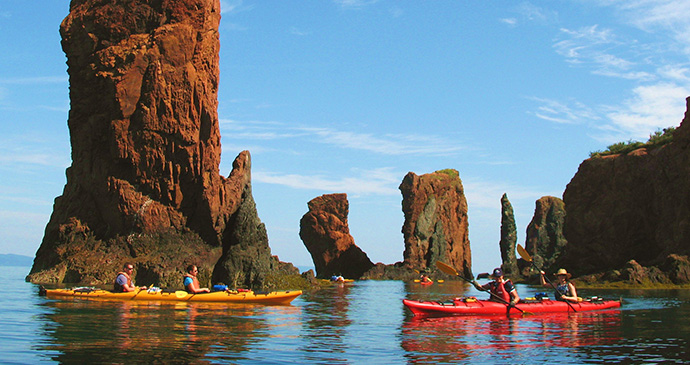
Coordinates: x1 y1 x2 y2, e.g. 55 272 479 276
186 265 198 275
123 263 134 273
555 268 571 281
491 268 504 279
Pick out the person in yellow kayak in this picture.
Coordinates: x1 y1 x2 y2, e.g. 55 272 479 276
184 265 211 294
473 268 520 306
113 263 147 292
541 268 578 302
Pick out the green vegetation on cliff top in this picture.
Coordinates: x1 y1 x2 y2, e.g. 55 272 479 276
590 127 676 157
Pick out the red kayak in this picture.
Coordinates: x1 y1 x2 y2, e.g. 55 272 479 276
403 297 621 316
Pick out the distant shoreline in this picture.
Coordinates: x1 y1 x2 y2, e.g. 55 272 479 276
0 254 33 267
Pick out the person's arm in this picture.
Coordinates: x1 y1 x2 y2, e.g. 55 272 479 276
509 290 520 305
539 271 550 288
507 281 519 305
122 281 136 292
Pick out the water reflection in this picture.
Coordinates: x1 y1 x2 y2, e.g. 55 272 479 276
37 299 284 363
401 311 622 363
298 283 352 361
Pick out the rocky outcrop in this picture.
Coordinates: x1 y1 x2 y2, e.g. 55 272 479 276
522 196 566 274
559 97 690 283
499 193 518 276
300 194 374 279
399 169 472 278
27 0 284 288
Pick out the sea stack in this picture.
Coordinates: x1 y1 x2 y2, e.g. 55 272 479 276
300 193 374 279
399 169 472 278
27 0 278 287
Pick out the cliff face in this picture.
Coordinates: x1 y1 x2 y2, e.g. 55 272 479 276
27 0 277 287
523 196 566 273
300 194 374 279
560 97 690 278
399 169 472 278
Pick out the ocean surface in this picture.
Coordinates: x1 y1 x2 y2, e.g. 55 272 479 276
3 265 690 364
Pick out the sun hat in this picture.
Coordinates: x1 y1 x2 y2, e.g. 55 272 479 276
555 268 571 278
491 268 503 277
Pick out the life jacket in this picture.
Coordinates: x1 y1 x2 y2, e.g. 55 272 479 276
556 283 570 299
489 279 512 303
184 274 201 293
113 272 132 293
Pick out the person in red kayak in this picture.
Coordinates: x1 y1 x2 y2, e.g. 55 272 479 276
184 265 211 294
113 263 146 292
541 268 578 302
473 268 520 306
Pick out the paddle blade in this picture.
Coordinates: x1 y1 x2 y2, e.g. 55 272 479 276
436 261 459 276
517 244 532 262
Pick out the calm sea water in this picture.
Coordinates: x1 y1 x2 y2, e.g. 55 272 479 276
3 265 690 364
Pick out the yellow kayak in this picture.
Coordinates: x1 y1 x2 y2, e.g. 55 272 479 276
40 287 302 305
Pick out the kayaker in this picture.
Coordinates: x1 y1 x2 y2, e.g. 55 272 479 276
473 268 520 306
184 265 211 294
541 268 578 302
420 274 432 283
113 263 146 293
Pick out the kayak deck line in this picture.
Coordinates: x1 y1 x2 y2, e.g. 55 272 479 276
40 287 302 305
403 297 621 317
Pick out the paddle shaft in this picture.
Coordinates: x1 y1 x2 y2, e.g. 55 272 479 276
435 261 528 315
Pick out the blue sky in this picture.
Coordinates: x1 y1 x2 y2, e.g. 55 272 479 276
1 1 689 272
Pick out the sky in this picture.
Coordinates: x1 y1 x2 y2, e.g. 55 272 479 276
1 1 690 272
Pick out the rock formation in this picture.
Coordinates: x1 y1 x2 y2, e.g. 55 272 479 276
399 169 472 278
522 196 566 274
27 0 284 288
499 193 518 276
300 194 374 279
558 97 690 283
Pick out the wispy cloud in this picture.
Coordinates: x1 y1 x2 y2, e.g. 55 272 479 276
290 27 310 36
608 0 690 54
334 0 379 10
528 97 600 125
0 135 69 169
254 167 400 196
553 25 654 80
220 0 253 15
601 83 688 141
0 76 67 85
220 119 467 156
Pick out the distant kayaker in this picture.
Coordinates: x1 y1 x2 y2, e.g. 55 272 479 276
184 265 211 294
541 268 578 302
473 268 520 306
420 274 432 283
113 263 146 293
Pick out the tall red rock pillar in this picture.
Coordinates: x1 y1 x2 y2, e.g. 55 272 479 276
399 169 473 278
27 0 270 286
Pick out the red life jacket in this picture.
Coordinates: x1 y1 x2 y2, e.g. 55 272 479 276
489 279 512 303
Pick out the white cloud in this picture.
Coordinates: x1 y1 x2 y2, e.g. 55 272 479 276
254 167 400 196
500 18 518 26
334 0 380 9
529 97 600 125
0 76 67 85
602 83 689 141
220 118 467 156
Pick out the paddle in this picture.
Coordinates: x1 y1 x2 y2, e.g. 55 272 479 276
517 244 577 312
436 261 530 316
